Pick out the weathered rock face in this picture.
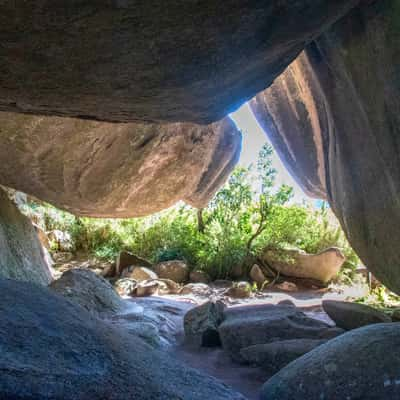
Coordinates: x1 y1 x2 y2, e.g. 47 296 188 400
0 279 246 400
261 323 400 400
0 113 241 217
0 187 52 285
0 1 359 123
50 269 124 316
262 247 345 283
184 301 225 347
251 0 400 293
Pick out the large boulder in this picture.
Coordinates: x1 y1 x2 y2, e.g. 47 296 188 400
219 304 342 362
0 187 52 285
250 0 400 294
261 323 400 400
115 251 151 275
0 2 359 123
322 300 391 330
154 260 189 283
50 269 124 316
262 247 345 283
240 339 327 375
124 266 158 282
0 278 245 400
184 301 226 347
0 113 241 217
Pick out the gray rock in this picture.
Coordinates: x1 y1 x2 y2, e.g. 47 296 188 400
0 187 52 285
261 323 400 400
240 339 326 375
50 268 124 316
0 2 358 123
184 301 225 347
219 304 341 362
0 279 246 400
322 300 391 330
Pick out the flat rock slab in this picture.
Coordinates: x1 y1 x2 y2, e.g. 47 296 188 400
219 304 341 362
322 300 391 330
261 323 400 400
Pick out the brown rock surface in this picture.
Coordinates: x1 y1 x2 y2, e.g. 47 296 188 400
0 1 359 123
262 247 345 284
251 0 400 292
154 260 189 284
0 113 241 217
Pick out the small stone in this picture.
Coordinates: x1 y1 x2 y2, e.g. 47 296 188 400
250 264 267 285
275 281 298 292
190 270 210 284
134 280 159 297
225 282 251 298
114 278 137 296
180 283 212 297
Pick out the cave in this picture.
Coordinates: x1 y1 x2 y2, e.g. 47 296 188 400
0 0 399 399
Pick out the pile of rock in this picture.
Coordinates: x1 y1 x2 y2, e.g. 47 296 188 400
183 301 344 375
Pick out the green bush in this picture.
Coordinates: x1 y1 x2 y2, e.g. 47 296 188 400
23 144 359 282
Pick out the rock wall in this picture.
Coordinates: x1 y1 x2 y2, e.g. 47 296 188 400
0 187 52 285
251 0 400 293
0 113 241 217
0 1 359 123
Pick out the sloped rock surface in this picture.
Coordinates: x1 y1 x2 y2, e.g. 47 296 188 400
251 0 400 293
261 323 400 400
0 279 246 400
0 113 240 217
50 269 124 316
0 1 359 123
0 187 52 285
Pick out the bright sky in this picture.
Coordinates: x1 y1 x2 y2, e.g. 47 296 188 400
230 103 312 205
